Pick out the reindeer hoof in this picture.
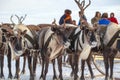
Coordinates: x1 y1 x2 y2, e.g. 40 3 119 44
109 77 115 80
105 77 109 80
14 74 20 79
70 71 74 77
58 75 63 80
91 75 95 79
74 75 79 80
39 75 43 80
53 75 57 80
80 76 85 80
8 74 13 79
29 76 35 80
21 70 26 74
0 75 5 79
0 75 5 80
39 78 43 80
33 72 36 76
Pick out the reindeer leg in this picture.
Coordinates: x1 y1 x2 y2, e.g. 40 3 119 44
74 54 79 80
109 57 114 80
21 56 26 74
63 54 66 64
103 51 109 80
14 58 20 79
52 59 57 80
80 60 85 80
69 55 74 77
0 55 4 79
39 55 42 64
86 54 94 79
40 56 45 79
33 53 37 76
43 58 49 80
7 47 13 79
58 56 63 80
0 55 2 78
109 50 117 80
28 55 33 79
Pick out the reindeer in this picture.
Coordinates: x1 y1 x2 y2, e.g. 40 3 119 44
9 14 36 79
97 23 120 80
0 24 6 79
0 23 16 79
75 0 120 80
66 0 95 80
0 22 27 79
10 15 71 80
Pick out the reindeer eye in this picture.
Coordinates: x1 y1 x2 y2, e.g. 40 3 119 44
57 32 60 34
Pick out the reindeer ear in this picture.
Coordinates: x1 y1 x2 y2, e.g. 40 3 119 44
1 28 7 32
51 27 56 32
21 30 27 35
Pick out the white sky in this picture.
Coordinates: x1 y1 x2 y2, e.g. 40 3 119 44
0 0 120 24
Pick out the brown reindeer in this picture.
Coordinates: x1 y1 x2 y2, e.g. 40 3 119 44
0 22 27 79
0 23 14 79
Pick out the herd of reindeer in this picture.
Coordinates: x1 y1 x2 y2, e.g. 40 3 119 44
0 0 120 80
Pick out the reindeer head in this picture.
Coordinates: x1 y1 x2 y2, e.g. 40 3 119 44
10 14 27 34
9 15 28 58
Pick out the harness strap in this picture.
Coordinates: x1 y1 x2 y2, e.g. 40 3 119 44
68 28 77 39
107 30 120 47
27 26 39 49
0 43 3 49
42 33 54 54
76 38 79 52
82 30 84 43
77 37 83 51
24 34 35 46
75 30 84 52
70 30 82 41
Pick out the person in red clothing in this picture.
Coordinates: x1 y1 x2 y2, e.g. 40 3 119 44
108 12 118 24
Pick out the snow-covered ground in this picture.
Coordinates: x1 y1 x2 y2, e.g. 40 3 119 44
2 56 120 80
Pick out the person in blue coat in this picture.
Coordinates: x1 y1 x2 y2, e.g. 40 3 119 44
98 13 110 26
78 11 87 26
59 9 72 25
98 13 111 49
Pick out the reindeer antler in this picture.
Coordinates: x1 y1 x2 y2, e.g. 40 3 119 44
20 14 27 23
15 15 21 24
74 0 91 13
74 0 92 29
52 18 57 25
10 14 27 24
10 15 15 25
84 0 91 10
15 14 27 24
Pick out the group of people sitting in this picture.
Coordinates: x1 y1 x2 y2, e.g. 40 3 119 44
59 9 119 26
91 11 118 26
59 9 119 52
